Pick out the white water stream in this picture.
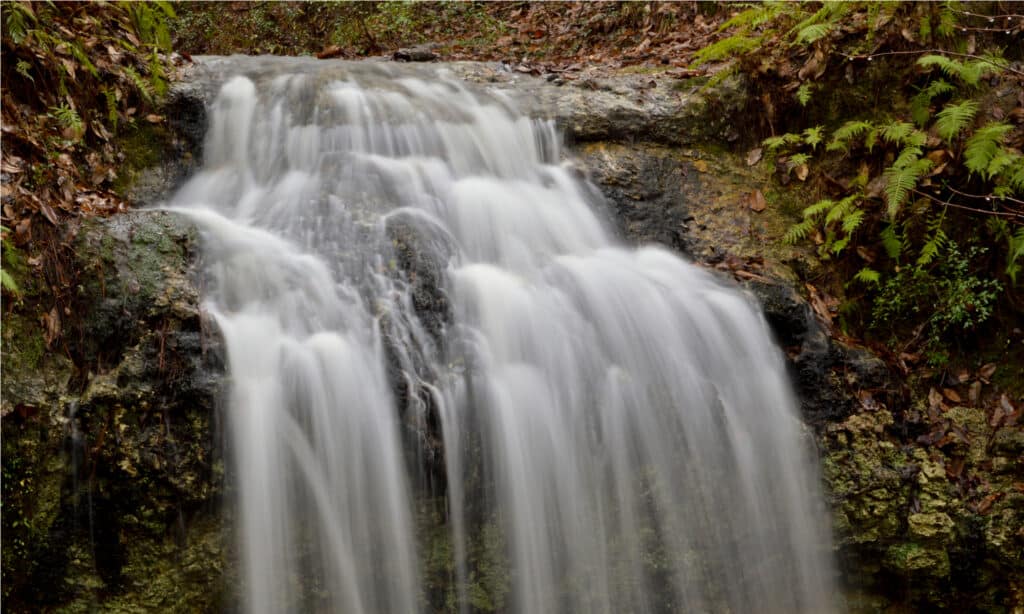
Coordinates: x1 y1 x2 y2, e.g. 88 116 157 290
170 57 838 613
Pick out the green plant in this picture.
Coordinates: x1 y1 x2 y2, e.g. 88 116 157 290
872 241 1001 365
1 226 21 297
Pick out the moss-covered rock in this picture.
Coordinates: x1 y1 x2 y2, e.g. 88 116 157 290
1 211 226 612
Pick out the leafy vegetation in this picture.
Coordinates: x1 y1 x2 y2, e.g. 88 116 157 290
1 1 177 289
697 0 1024 367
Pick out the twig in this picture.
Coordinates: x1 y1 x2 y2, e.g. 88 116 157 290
909 188 1024 224
944 184 1024 208
838 49 1024 78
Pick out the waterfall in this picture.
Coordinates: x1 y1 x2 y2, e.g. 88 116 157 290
170 57 838 613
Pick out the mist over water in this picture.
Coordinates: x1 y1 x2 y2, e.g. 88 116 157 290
170 57 838 613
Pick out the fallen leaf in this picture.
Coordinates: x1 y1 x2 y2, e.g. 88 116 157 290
144 114 164 124
1000 394 1015 415
954 368 970 384
979 363 996 382
39 202 59 226
968 381 981 404
942 388 961 403
976 492 1002 514
42 306 61 348
928 387 944 410
316 45 344 59
748 189 767 212
794 163 809 181
746 147 763 166
692 159 709 173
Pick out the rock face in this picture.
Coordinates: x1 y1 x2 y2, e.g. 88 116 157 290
2 60 1021 612
1 212 229 612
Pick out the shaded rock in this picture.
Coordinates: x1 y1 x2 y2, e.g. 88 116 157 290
1 210 227 611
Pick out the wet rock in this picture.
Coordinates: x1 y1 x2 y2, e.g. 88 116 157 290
393 45 439 62
1 210 226 611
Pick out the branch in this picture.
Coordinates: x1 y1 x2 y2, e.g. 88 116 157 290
838 49 1024 79
909 188 1024 225
944 184 1024 208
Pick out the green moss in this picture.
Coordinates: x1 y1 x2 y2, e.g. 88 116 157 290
884 542 950 578
110 123 172 197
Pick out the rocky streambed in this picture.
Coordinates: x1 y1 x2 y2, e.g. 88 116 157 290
2 58 1021 612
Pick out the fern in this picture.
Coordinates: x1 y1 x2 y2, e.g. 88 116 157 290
15 60 33 82
879 121 925 148
787 153 811 170
795 23 831 45
917 213 948 266
910 79 956 126
1007 227 1024 285
691 35 761 67
880 224 904 260
796 82 814 107
883 154 932 218
841 208 866 235
122 65 154 104
825 194 857 223
802 199 835 219
917 53 1005 87
854 267 881 284
762 132 802 152
49 103 84 134
964 122 1013 178
936 2 958 37
803 125 824 149
934 99 978 142
69 41 99 79
783 217 818 244
719 2 786 31
827 120 873 151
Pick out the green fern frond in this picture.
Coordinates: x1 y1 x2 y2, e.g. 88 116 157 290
795 23 831 45
802 199 834 219
787 153 812 169
1006 158 1024 193
910 79 956 126
879 121 925 147
796 83 814 107
826 194 858 223
853 267 881 284
762 132 802 152
783 218 818 244
827 120 873 152
691 35 761 67
880 224 903 260
987 149 1018 180
841 208 866 235
937 2 958 37
892 146 924 170
122 65 154 104
917 53 1005 87
964 122 1013 178
830 236 850 255
70 41 99 79
934 99 978 142
883 156 932 218
917 215 948 266
864 126 880 152
15 60 33 82
49 103 84 134
719 2 786 31
1007 227 1024 285
803 125 824 148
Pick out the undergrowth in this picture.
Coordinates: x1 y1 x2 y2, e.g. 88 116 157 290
698 0 1024 368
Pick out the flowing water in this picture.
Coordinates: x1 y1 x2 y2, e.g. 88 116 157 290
169 57 838 613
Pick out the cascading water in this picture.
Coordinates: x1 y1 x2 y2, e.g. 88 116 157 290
170 57 839 613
